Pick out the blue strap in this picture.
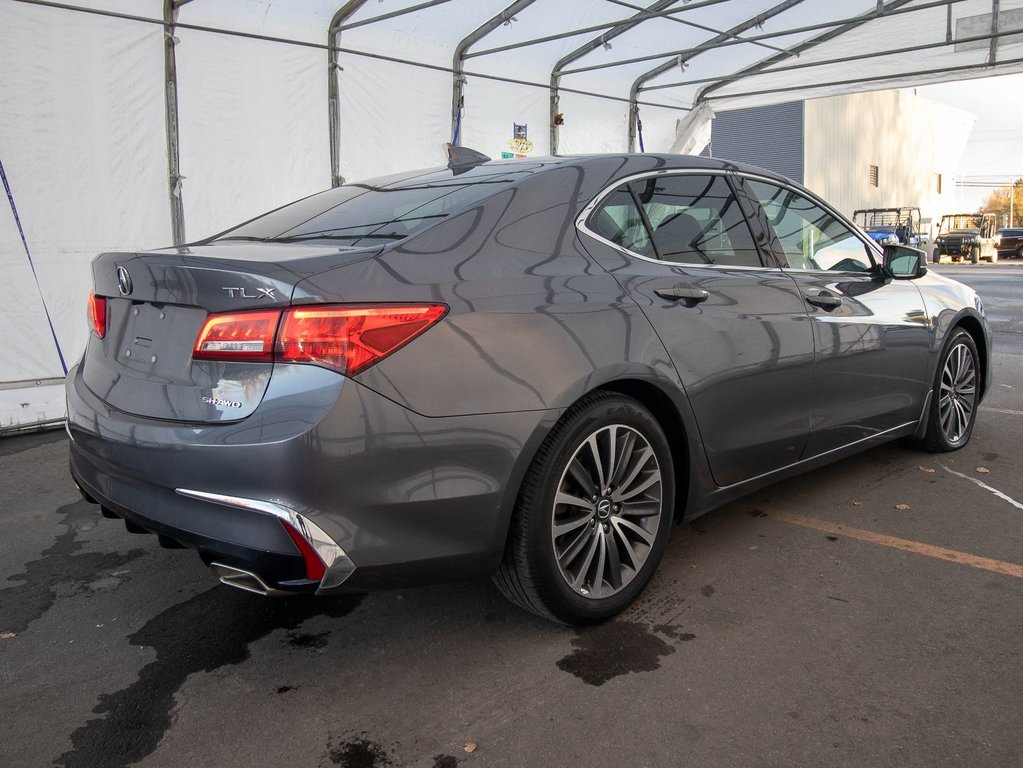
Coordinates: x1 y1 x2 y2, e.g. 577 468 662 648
0 157 68 375
452 107 462 147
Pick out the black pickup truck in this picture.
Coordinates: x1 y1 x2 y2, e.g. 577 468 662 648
996 228 1023 259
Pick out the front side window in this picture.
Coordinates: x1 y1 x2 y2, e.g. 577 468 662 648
746 180 874 272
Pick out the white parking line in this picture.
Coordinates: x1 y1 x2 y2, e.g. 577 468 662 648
939 463 1023 512
981 407 1023 416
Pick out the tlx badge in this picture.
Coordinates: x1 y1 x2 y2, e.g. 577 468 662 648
222 286 276 299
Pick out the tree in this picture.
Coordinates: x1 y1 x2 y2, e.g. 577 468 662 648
980 179 1023 227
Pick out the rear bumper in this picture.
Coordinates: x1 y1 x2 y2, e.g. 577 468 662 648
67 360 555 594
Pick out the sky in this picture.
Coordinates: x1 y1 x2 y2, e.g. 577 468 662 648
915 72 1023 211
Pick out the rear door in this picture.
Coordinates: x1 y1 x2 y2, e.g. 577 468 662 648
579 171 815 487
737 175 931 457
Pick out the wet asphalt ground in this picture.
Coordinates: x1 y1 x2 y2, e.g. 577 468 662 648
1 262 1021 768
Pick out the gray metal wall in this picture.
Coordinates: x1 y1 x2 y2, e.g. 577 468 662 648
704 102 804 183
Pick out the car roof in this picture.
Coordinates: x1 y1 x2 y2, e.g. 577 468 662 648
387 153 794 189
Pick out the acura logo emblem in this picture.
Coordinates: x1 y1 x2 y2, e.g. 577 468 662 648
116 266 133 296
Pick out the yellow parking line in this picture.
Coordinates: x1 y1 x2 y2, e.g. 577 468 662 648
769 511 1023 579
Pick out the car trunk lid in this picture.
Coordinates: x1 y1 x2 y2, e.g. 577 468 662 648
80 243 379 423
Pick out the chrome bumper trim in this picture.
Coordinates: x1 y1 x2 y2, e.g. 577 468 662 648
174 488 356 592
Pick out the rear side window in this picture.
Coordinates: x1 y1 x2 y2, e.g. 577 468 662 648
588 174 762 267
587 185 655 258
746 180 874 272
630 175 761 266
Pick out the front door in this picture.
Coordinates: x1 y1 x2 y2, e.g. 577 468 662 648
738 177 932 458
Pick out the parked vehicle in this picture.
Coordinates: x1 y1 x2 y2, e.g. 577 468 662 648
67 153 991 624
932 213 999 263
852 207 925 247
995 227 1023 259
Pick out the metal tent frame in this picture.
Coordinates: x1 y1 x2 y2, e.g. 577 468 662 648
9 0 1023 247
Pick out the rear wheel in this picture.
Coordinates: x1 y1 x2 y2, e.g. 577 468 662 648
493 391 675 624
931 247 940 264
1017 245 1022 260
970 246 980 264
990 251 998 263
918 328 981 452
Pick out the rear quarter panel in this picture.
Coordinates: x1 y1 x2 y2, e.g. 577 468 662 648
293 164 684 419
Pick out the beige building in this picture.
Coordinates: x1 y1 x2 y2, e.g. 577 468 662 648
706 89 976 239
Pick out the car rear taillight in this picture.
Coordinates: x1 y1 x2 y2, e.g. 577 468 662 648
192 310 280 362
191 304 446 375
278 305 448 376
87 292 107 339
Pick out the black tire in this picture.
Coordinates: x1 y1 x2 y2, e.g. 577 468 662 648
493 391 675 625
1017 245 1022 260
970 246 980 264
931 247 940 264
917 328 981 452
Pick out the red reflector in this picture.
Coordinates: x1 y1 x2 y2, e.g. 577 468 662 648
278 304 447 376
192 310 281 362
87 292 107 339
280 521 326 581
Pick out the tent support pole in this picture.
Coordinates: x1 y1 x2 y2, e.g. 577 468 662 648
550 0 677 156
989 0 1000 64
692 0 915 108
646 26 1023 93
628 0 806 152
700 53 1023 101
328 1 371 187
163 0 186 244
450 1 539 148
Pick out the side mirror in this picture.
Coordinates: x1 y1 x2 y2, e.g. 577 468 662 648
883 244 927 279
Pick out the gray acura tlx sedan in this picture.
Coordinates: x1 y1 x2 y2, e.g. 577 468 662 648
67 153 991 624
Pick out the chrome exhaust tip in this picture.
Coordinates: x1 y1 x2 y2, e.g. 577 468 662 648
211 563 289 597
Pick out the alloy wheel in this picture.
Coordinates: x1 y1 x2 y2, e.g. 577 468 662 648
938 342 977 444
551 424 662 599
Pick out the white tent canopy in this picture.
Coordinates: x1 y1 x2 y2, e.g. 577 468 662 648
2 0 1022 430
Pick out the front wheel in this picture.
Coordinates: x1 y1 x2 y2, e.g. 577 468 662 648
989 251 998 263
918 329 981 452
1017 245 1022 260
931 247 940 264
493 392 675 624
970 246 980 264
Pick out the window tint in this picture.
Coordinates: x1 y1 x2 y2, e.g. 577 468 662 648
630 175 761 267
587 185 655 258
746 180 874 272
214 167 522 247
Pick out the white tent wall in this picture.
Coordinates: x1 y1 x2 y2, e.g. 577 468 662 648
556 92 631 154
0 1 169 429
338 56 452 182
174 30 331 240
461 76 551 158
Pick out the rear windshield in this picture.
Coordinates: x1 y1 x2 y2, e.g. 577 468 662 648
213 165 533 247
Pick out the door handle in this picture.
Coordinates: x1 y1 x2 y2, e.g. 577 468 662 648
804 292 843 310
654 285 709 304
